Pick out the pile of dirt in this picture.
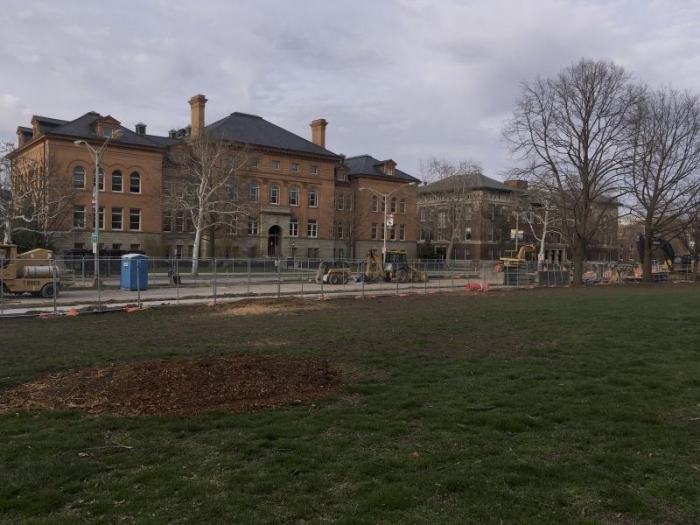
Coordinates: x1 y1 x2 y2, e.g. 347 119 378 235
0 354 342 416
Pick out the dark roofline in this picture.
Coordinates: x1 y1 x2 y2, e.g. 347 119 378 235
31 115 68 126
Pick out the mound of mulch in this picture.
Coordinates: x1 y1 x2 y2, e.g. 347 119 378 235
0 354 343 416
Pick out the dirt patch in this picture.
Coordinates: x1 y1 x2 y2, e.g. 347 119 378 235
211 297 333 316
0 354 343 416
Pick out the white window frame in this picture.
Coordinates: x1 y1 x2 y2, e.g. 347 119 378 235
111 207 123 230
307 219 317 238
73 166 85 189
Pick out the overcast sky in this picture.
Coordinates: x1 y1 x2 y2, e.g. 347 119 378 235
2 0 700 180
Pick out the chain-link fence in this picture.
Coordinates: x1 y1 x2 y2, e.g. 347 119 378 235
0 255 696 317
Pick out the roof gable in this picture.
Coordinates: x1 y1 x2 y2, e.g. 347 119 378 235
419 173 512 194
34 112 174 149
344 155 419 183
204 112 338 158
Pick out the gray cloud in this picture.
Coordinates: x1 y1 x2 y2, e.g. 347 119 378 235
3 0 700 179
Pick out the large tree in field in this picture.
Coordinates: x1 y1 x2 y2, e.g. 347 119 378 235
166 132 250 275
1 141 75 249
421 157 483 262
626 87 700 281
504 58 642 285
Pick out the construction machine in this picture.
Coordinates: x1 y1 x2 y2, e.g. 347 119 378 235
364 249 427 283
0 244 60 298
636 235 675 279
499 244 537 269
315 259 353 284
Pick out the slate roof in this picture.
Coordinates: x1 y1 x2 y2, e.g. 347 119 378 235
37 112 175 149
419 173 512 194
344 155 420 183
205 112 338 159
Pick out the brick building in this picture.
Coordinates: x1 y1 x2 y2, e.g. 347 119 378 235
8 95 420 260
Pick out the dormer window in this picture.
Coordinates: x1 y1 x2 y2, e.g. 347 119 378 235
387 167 394 176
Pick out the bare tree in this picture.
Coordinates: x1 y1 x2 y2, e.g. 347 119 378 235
420 157 483 261
504 58 642 285
626 87 700 281
516 184 562 269
166 133 251 275
677 200 700 274
1 141 75 248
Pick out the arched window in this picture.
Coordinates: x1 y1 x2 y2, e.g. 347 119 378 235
289 186 299 206
249 182 259 203
112 170 123 192
226 181 238 201
73 166 85 189
391 197 397 213
129 171 140 193
269 184 280 204
308 188 318 208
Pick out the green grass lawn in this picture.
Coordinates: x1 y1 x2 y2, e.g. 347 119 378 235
1 286 700 524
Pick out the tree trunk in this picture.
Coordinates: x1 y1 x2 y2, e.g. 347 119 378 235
642 236 654 283
191 227 202 276
537 210 549 271
571 246 585 286
3 215 11 244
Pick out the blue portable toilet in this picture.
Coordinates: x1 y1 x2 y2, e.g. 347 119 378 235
120 253 148 291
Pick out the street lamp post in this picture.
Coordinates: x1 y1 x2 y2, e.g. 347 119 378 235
360 182 416 264
74 130 123 292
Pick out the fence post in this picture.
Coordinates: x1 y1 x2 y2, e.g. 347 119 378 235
176 257 180 305
246 258 251 295
52 259 58 315
277 257 281 298
213 257 218 304
97 253 102 311
300 259 305 295
361 261 366 298
136 258 141 308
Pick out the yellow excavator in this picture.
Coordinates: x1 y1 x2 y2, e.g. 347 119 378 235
499 244 537 269
364 249 428 283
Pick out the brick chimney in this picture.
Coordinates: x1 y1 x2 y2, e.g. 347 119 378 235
504 179 528 190
310 119 328 148
189 94 208 139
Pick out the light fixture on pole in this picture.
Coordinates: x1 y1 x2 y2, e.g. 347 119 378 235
74 129 123 290
359 182 416 265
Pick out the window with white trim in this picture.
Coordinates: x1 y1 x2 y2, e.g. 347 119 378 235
308 188 318 207
129 208 141 230
73 205 85 228
129 172 140 193
269 184 280 204
111 207 123 230
307 220 317 238
249 182 259 203
289 219 298 237
73 166 85 189
112 170 123 192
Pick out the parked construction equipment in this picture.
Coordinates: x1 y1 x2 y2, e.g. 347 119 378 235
364 249 427 283
315 260 353 284
0 245 60 297
499 244 537 269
